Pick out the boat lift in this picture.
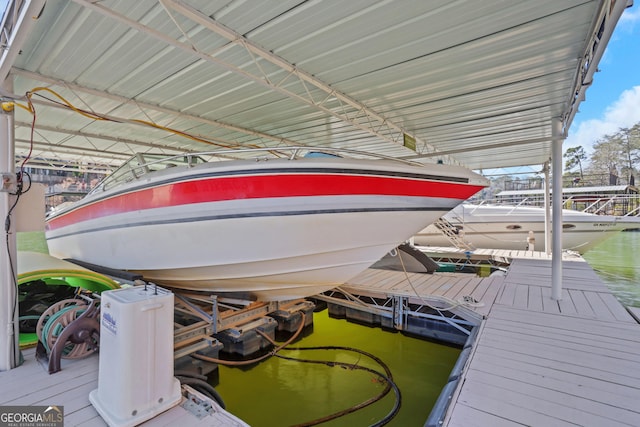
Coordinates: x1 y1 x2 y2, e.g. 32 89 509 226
28 256 316 376
313 286 481 347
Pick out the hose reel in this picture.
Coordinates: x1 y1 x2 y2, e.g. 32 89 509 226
36 294 101 373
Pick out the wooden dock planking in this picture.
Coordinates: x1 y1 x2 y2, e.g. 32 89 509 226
451 305 640 426
444 254 640 427
492 258 639 322
442 275 477 301
397 271 436 291
346 248 640 426
0 348 248 426
65 406 106 427
0 349 105 425
418 274 460 295
472 276 504 317
628 306 640 323
343 268 504 320
455 369 637 426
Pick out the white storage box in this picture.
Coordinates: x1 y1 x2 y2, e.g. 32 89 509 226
89 285 181 426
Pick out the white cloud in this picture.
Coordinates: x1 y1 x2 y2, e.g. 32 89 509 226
620 5 640 27
565 86 640 153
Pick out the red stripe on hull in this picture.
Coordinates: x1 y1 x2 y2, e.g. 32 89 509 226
47 173 484 230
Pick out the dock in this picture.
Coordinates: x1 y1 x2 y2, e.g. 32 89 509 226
339 250 640 426
0 347 247 426
2 249 639 426
446 258 640 427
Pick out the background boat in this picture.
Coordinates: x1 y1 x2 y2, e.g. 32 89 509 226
414 203 640 254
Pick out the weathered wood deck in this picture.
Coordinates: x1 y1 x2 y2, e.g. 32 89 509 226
343 253 640 426
344 267 504 318
447 258 640 427
0 347 247 426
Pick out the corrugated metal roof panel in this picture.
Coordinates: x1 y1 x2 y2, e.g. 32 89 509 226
2 0 627 172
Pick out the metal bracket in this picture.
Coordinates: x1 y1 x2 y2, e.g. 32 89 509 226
1 173 17 193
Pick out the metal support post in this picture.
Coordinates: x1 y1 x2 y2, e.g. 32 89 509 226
543 160 552 254
551 119 564 301
392 295 406 330
0 98 19 371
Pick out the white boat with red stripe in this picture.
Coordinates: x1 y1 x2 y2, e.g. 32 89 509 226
45 147 488 301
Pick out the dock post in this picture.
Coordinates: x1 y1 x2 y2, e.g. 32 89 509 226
392 295 406 330
543 160 551 255
551 118 564 301
0 94 19 371
0 0 48 373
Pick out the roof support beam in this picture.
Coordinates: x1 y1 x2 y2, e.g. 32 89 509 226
14 135 132 160
402 135 565 159
12 68 298 148
13 155 112 173
563 0 629 129
22 96 242 150
0 0 46 91
72 0 452 162
161 0 412 146
14 119 203 154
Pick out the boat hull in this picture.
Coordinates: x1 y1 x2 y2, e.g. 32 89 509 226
46 156 486 300
414 204 639 253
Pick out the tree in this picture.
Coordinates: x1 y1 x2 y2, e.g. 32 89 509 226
611 125 640 183
564 146 586 180
590 136 624 184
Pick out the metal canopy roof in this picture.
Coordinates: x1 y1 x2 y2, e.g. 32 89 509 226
0 0 630 172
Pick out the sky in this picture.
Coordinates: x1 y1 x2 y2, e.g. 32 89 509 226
565 4 640 155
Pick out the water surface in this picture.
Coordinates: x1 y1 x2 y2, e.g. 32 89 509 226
214 310 460 427
583 231 640 308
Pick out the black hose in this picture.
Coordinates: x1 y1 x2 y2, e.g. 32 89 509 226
276 347 401 427
193 313 402 426
176 375 226 410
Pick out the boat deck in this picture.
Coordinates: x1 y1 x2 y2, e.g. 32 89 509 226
343 255 640 426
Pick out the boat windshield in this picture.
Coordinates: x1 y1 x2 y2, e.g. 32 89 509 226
91 153 207 193
88 147 428 195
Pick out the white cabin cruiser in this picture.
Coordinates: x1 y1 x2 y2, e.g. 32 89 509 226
414 203 640 254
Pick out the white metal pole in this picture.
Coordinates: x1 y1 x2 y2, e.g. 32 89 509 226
543 160 551 254
0 0 47 371
0 95 19 371
551 119 564 301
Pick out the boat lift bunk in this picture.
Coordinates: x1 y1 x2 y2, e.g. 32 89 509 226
33 257 316 376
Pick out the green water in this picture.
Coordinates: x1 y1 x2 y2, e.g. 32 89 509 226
213 310 460 427
583 230 640 308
